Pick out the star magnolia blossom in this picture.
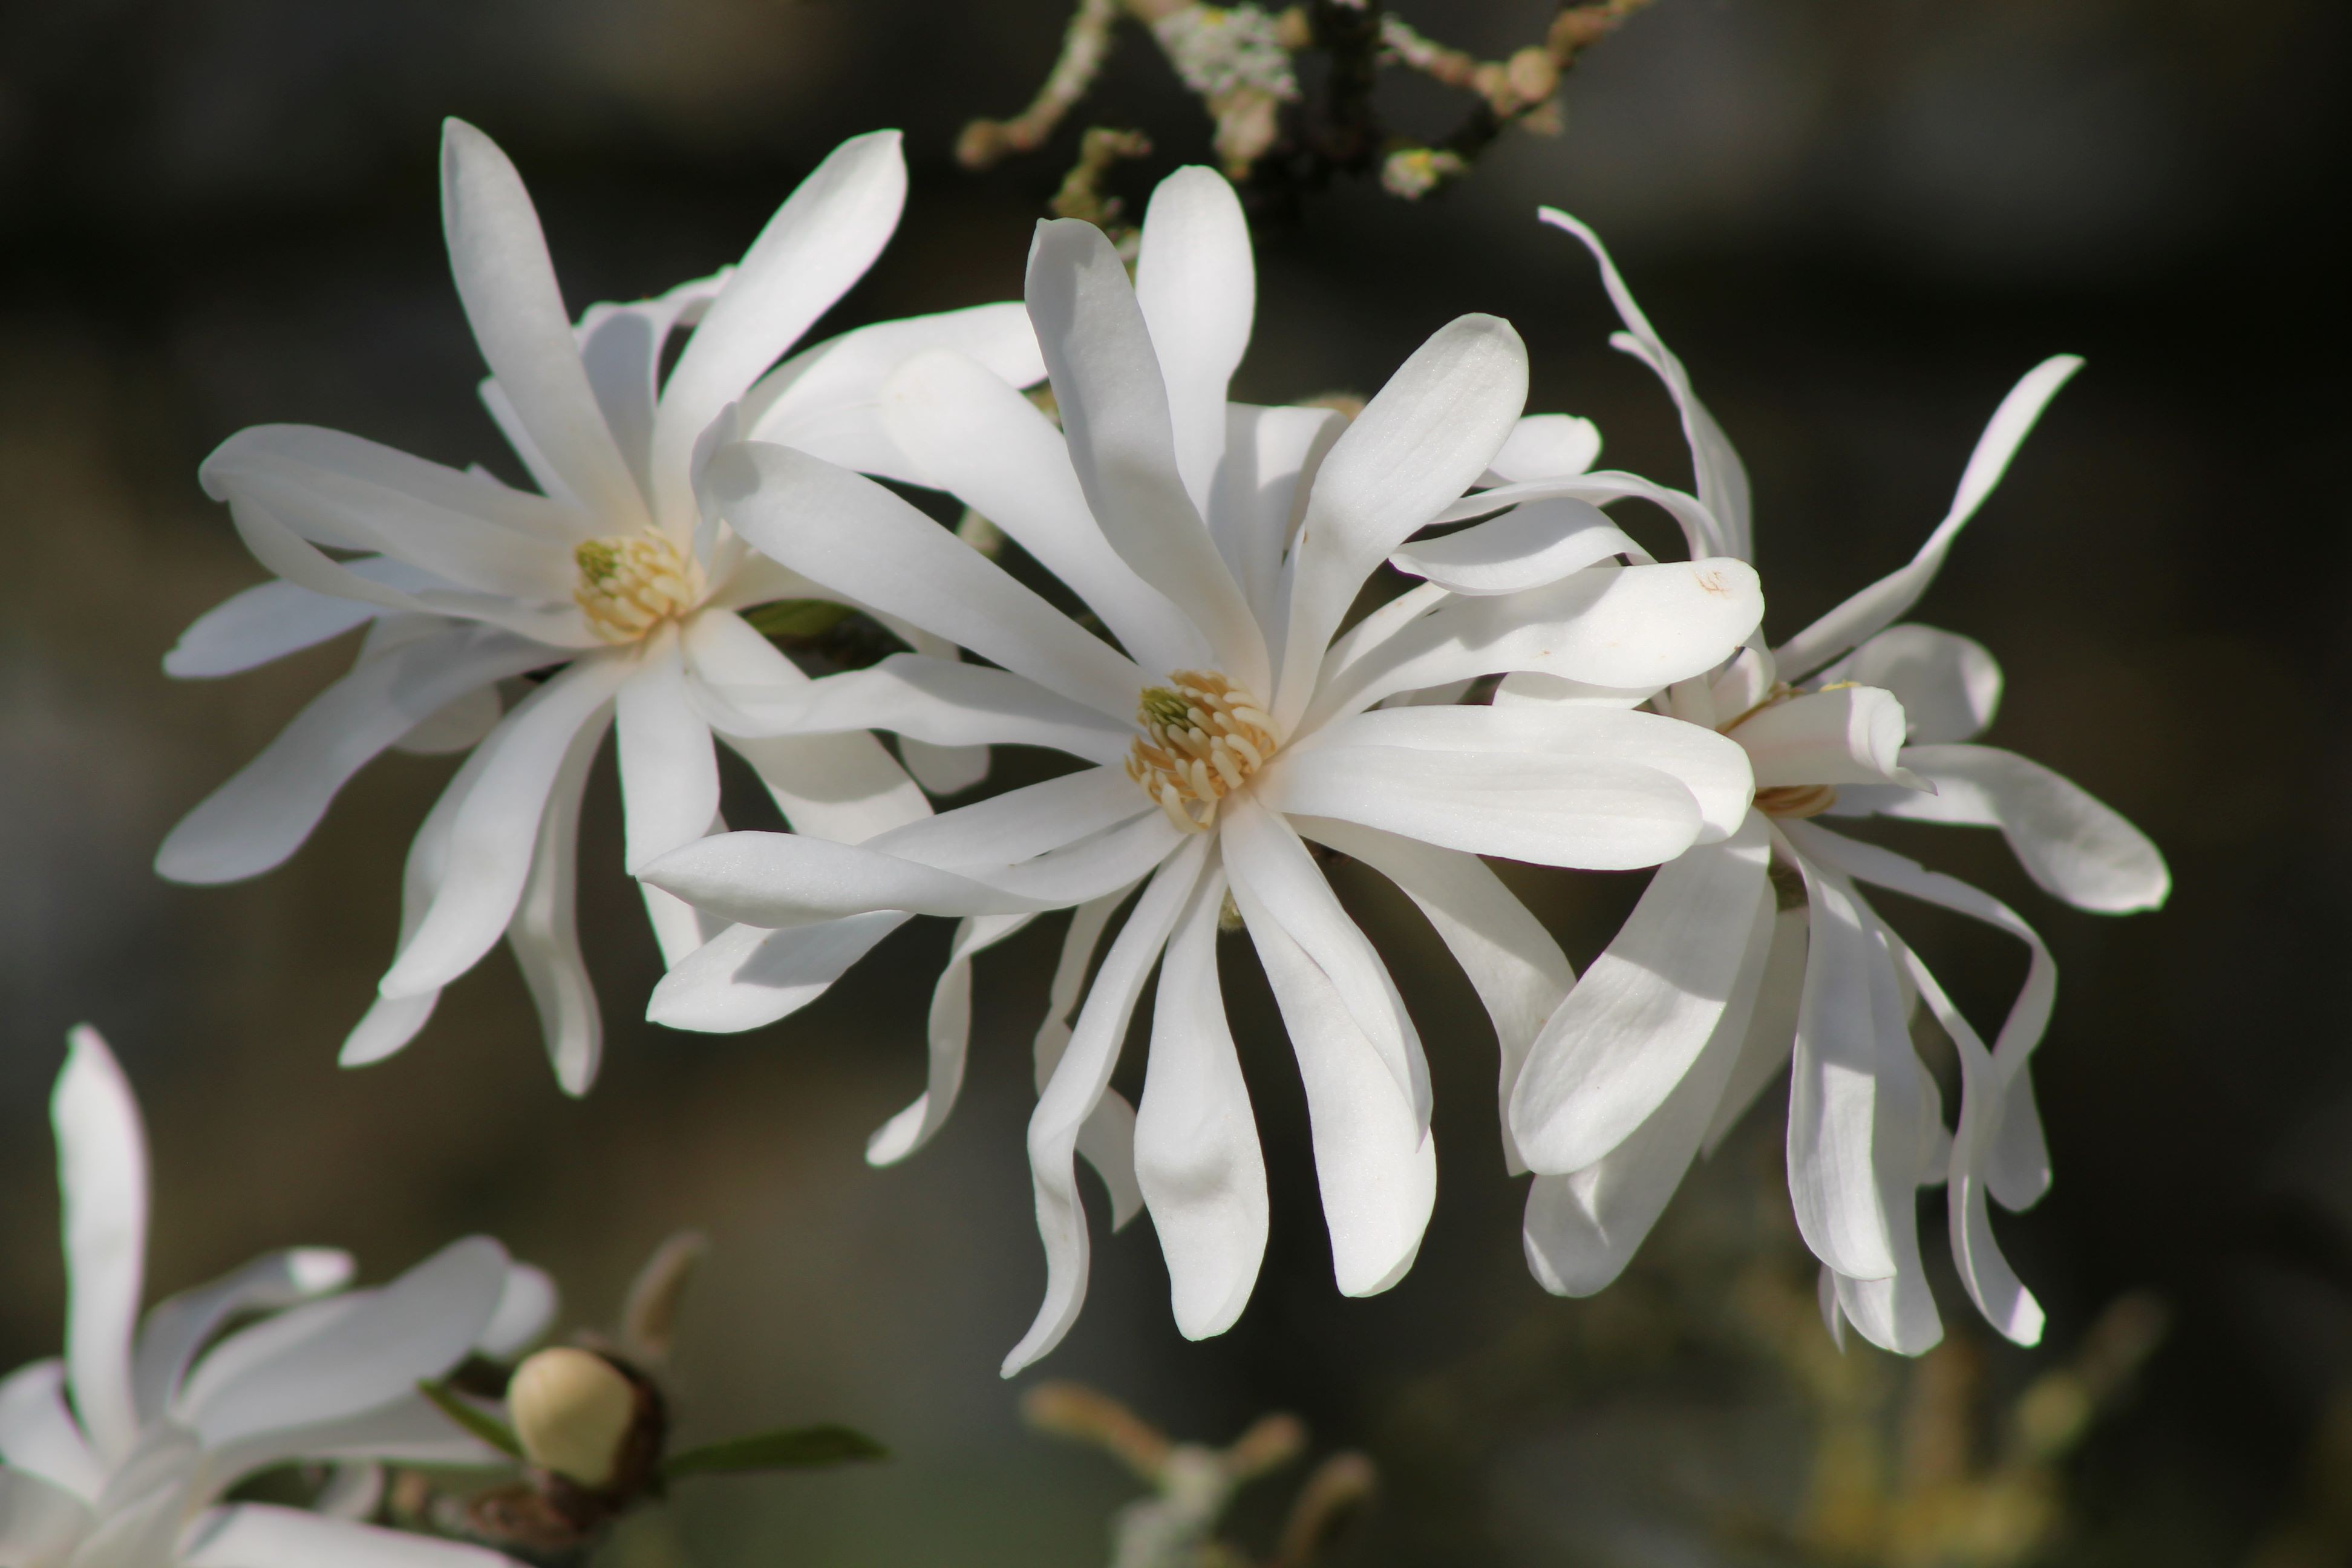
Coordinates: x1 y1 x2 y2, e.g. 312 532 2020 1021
0 1027 549 1568
1449 212 2169 1354
636 167 1766 1374
156 120 1042 1091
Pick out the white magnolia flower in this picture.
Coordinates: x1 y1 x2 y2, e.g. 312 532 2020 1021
156 120 1042 1092
1462 212 2169 1353
638 167 1766 1374
0 1027 550 1568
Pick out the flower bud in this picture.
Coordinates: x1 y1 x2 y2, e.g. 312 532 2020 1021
509 1348 637 1488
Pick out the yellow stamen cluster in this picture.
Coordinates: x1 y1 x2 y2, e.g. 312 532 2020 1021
1126 671 1281 833
574 531 702 644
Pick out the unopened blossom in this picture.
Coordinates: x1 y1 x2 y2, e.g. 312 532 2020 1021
1453 212 2168 1353
157 120 1042 1092
638 166 1765 1373
0 1027 549 1568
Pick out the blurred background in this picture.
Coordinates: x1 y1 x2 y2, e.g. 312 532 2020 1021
2 1 2348 1563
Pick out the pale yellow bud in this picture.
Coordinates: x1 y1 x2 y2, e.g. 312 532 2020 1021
509 1347 636 1488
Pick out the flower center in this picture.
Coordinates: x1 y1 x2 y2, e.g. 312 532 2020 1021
1126 671 1281 833
574 530 702 644
1720 680 1839 820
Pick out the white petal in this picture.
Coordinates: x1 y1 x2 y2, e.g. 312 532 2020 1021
0 1463 88 1561
1290 818 1573 1175
1866 744 2168 913
1824 624 2000 743
1230 871 1436 1298
703 441 1145 719
1784 859 1901 1281
129 1250 354 1425
185 1504 517 1568
377 658 627 998
1305 559 1762 728
1303 703 1754 845
900 739 991 795
747 301 1047 485
878 348 1201 673
1221 797 1429 1126
1521 872 1774 1296
1700 901 1808 1157
1136 860 1268 1339
179 1237 508 1445
613 632 720 873
1134 166 1255 515
1025 894 1151 1232
1434 468 1731 564
506 708 607 1094
1210 403 1346 629
477 1264 557 1360
163 560 447 679
1389 498 1641 595
155 627 547 886
0 1361 102 1498
1273 315 1527 730
205 1390 513 1478
638 832 1057 927
1537 209 1749 557
1780 819 2057 1213
1263 742 1702 872
650 131 907 524
1002 838 1214 1376
543 269 732 505
707 653 1131 768
647 913 907 1034
1484 413 1602 484
1772 356 2083 679
1509 817 1771 1175
52 1027 146 1466
863 912 1034 1166
1732 685 1923 790
392 684 504 757
871 766 1152 872
439 120 647 528
1026 218 1267 689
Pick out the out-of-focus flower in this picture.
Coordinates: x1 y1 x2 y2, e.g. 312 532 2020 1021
157 120 1043 1093
1469 212 2168 1353
639 166 1764 1373
0 1026 549 1568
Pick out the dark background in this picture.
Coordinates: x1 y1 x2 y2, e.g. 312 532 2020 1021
2 1 2347 1562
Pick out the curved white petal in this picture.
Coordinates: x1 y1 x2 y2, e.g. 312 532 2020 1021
638 832 1056 927
1264 743 1702 872
377 658 627 998
650 131 907 524
613 632 720 874
506 708 607 1094
156 627 548 886
1772 356 2083 679
900 739 990 796
178 1236 509 1446
1291 818 1572 1174
1304 559 1762 728
1274 314 1527 729
1211 402 1346 629
1134 166 1255 515
1732 685 1923 790
1700 901 1808 1157
1221 797 1429 1125
713 654 1132 768
129 1250 354 1425
1485 413 1602 484
704 441 1145 720
1027 217 1266 689
477 1264 557 1360
878 348 1203 673
1509 816 1771 1175
1537 209 1748 557
1866 743 2168 913
439 120 647 529
1025 893 1150 1229
1003 838 1212 1376
1521 873 1774 1296
53 1027 146 1466
1135 860 1267 1339
0 1361 103 1499
1784 858 1901 1281
1824 624 2001 744
872 766 1151 873
1389 498 1641 595
0 1463 87 1561
164 561 451 679
646 913 906 1034
861 912 1034 1166
1230 869 1436 1298
185 1502 517 1568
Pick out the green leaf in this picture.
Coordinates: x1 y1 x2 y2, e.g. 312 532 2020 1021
740 599 855 641
417 1378 522 1459
661 1423 889 1480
